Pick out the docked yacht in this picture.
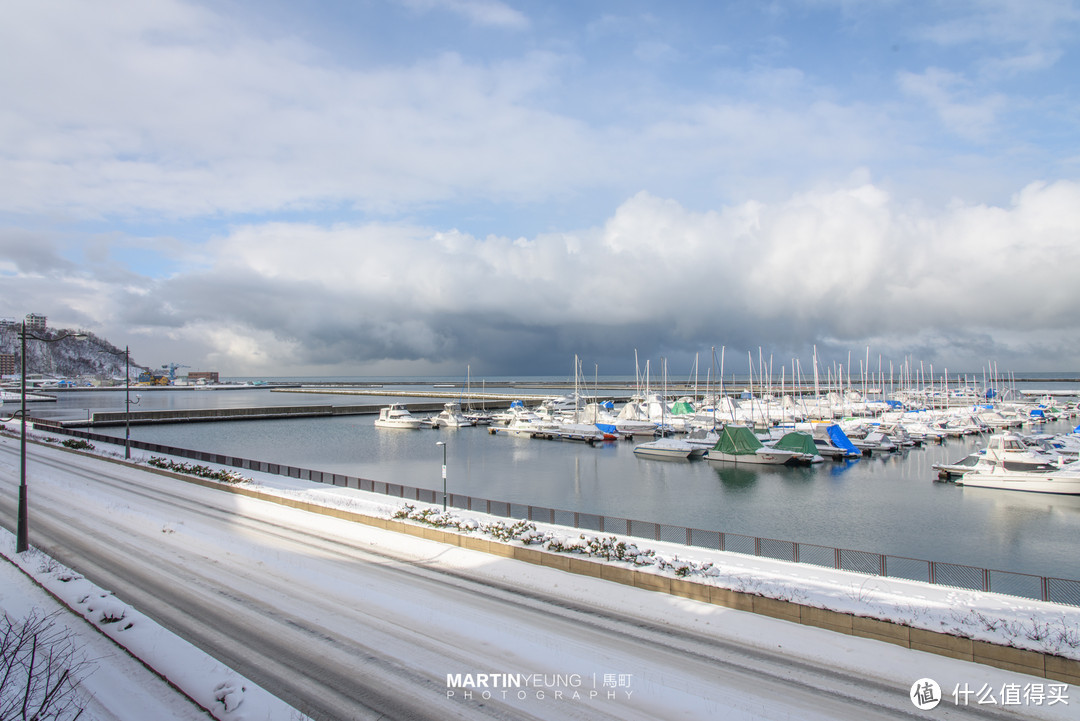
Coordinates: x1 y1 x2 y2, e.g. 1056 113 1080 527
958 463 1080 495
427 402 474 428
976 433 1062 472
373 403 422 430
954 433 1080 494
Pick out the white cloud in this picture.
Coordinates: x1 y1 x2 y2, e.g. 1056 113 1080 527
398 0 529 29
917 0 1080 50
2 2 1078 375
26 178 1063 374
897 67 1006 141
0 3 582 219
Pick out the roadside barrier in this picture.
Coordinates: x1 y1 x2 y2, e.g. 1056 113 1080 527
36 421 1080 607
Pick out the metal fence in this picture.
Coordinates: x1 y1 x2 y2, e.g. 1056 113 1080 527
39 421 1080 607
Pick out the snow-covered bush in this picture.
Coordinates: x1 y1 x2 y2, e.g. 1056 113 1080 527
146 456 249 484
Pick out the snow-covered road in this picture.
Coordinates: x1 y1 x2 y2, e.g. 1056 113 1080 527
0 438 1067 720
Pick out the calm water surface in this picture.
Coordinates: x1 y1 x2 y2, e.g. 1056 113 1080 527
40 386 1080 581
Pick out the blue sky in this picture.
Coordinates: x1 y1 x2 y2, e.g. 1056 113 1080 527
2 0 1080 377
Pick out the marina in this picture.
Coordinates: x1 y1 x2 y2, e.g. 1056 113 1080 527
17 376 1080 585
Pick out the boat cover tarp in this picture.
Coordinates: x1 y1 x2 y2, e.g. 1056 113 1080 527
713 425 764 455
773 431 817 456
826 424 861 456
670 401 695 416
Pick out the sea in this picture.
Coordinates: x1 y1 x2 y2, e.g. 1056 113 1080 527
25 374 1080 583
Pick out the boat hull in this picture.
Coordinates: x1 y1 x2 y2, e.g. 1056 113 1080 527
705 449 798 465
374 419 422 430
957 472 1080 495
633 440 696 460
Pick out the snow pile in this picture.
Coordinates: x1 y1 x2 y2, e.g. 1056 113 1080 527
391 503 1080 661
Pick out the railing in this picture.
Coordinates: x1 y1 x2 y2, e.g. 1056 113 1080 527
36 421 1080 607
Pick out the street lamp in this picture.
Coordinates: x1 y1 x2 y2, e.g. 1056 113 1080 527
2 321 87 553
98 345 140 459
436 441 447 511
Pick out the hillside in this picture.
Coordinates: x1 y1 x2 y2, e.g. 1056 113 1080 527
0 326 146 381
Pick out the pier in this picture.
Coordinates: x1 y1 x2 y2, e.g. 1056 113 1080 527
72 402 454 428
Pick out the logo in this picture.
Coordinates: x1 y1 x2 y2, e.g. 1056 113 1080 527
911 678 941 710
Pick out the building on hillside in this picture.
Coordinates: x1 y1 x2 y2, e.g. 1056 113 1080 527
24 313 47 332
0 353 15 377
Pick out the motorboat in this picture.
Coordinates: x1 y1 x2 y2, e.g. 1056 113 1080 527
633 438 705 460
427 402 474 429
705 425 801 465
373 404 422 430
957 464 1080 495
849 430 899 454
553 422 607 444
932 452 984 478
496 415 560 438
977 433 1062 472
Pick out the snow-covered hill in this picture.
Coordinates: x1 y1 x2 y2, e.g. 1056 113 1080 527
0 326 145 380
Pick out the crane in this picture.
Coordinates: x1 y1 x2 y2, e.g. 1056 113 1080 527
162 363 190 381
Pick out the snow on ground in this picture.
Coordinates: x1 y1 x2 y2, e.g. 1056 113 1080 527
2 422 1079 719
0 532 306 720
127 442 1080 663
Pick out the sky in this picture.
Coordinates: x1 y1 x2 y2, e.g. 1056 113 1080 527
2 0 1080 378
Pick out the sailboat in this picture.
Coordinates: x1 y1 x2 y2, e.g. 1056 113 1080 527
553 355 606 444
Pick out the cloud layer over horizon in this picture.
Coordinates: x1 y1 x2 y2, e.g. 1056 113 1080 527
2 1 1079 378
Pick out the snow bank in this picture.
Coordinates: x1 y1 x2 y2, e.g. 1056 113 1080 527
0 532 306 721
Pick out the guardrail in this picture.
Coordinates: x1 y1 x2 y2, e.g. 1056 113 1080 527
35 421 1080 607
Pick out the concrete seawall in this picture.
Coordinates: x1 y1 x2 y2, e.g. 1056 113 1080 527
81 402 453 427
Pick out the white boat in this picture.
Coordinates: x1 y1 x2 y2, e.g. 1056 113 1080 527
497 414 560 438
932 452 984 478
633 438 704 460
553 422 607 444
958 464 1080 495
373 404 422 430
427 402 474 429
976 433 1062 472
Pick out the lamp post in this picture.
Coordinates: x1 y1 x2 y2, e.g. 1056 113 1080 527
98 345 139 459
436 441 447 511
6 321 87 553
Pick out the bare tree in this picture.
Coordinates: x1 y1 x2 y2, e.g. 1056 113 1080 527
0 610 90 721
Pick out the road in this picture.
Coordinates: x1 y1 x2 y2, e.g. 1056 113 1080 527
0 436 1045 720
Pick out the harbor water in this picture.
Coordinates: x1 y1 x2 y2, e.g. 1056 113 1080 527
29 380 1080 583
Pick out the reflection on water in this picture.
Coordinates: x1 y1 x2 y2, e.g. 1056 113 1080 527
709 464 759 492
85 402 1080 581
